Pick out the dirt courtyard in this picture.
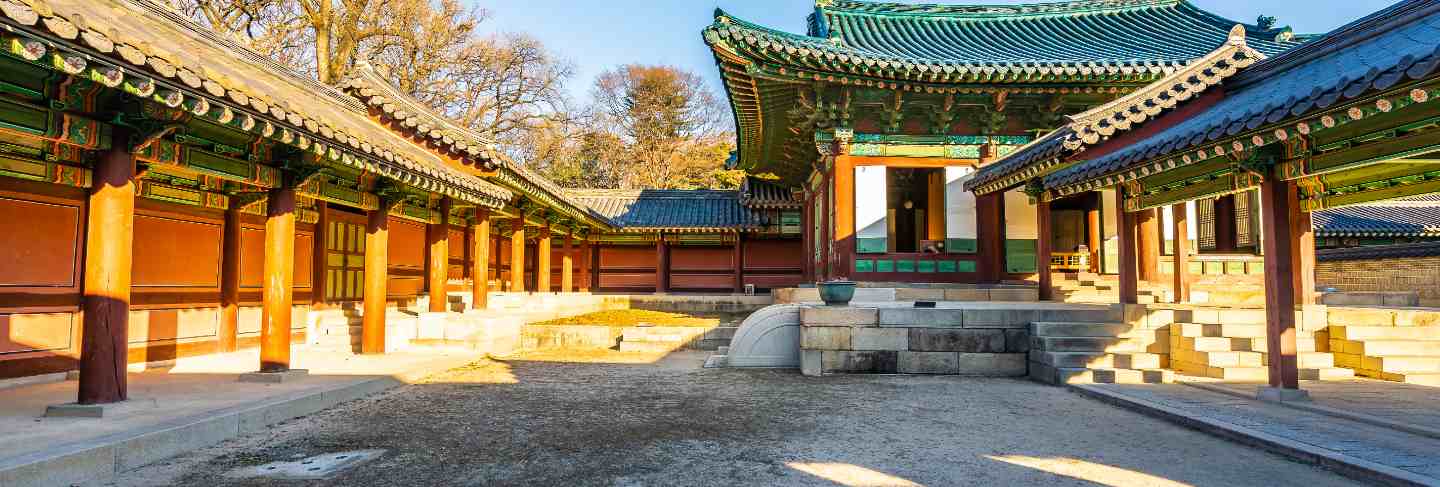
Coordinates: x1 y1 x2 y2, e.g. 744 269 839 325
98 350 1359 486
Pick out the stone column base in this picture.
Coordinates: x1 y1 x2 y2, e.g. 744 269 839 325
239 369 310 384
1257 386 1311 403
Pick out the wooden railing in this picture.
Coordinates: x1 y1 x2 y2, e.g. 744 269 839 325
1050 252 1089 271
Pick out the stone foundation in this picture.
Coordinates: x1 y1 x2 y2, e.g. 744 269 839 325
797 303 1116 376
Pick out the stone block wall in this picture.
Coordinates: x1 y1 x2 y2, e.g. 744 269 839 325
1317 255 1440 306
795 304 1104 376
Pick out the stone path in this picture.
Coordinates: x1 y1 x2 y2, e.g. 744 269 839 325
98 350 1360 486
1197 379 1440 436
1086 383 1440 485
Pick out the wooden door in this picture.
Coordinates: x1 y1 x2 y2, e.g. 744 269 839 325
325 212 366 301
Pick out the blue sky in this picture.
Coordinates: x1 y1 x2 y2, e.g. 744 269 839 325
468 0 1386 102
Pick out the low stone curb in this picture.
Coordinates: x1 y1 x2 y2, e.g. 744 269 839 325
0 355 477 487
1070 383 1439 487
1180 381 1440 442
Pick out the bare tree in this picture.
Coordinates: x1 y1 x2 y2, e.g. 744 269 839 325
585 65 733 190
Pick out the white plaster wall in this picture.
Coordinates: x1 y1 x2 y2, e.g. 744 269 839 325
855 166 888 241
1161 201 1200 253
1101 188 1120 274
945 167 977 241
1003 190 1038 239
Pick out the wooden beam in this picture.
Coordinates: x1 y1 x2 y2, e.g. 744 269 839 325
78 138 135 405
734 233 746 294
1288 184 1317 306
561 232 574 293
427 198 451 312
656 234 669 293
976 192 1006 284
1171 203 1191 303
260 186 296 373
1260 174 1302 390
471 208 490 309
510 226 526 292
1037 199 1053 301
536 225 552 293
218 207 241 353
1115 189 1139 304
362 208 389 354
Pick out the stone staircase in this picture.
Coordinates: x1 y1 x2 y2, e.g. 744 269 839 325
1331 321 1440 386
1170 308 1352 382
1051 272 1164 304
1029 321 1174 384
306 307 420 354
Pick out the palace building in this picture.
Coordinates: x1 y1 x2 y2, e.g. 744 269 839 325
4 0 1440 406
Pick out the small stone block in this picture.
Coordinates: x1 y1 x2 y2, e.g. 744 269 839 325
944 289 990 301
852 328 909 351
961 308 1036 329
989 288 1039 302
801 306 879 325
1005 329 1031 353
956 353 1027 376
909 328 1005 352
895 288 945 301
879 308 964 327
801 326 852 351
1256 387 1311 403
898 351 960 374
823 351 899 374
801 350 823 376
44 402 112 418
239 369 311 384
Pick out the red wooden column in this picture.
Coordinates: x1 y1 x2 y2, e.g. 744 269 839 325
218 207 242 353
1214 194 1238 252
1260 174 1302 393
426 198 451 312
733 232 745 294
1036 199 1053 301
579 238 592 292
561 231 574 293
1086 206 1102 274
832 154 855 279
801 192 814 282
536 224 552 293
471 208 490 309
259 186 297 373
1114 190 1140 304
1289 184 1317 305
1171 203 1192 303
78 140 136 404
362 208 390 354
655 234 669 293
510 225 526 292
976 192 1006 284
1137 208 1161 283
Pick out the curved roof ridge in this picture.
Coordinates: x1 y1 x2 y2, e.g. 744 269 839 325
816 0 1181 18
340 61 502 168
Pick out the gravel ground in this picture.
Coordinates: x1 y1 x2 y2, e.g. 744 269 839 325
99 350 1359 487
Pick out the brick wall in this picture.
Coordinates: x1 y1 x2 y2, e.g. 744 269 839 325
1316 255 1440 304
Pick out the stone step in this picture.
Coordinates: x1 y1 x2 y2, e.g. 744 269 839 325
1030 322 1128 338
1030 351 1111 368
1365 355 1440 373
1258 352 1336 369
1174 363 1269 381
1112 352 1165 370
1031 336 1158 353
1349 340 1440 356
1173 323 1266 339
1177 336 1264 353
1331 326 1440 341
1175 350 1263 368
617 341 682 353
1378 372 1440 386
1300 367 1355 381
1091 368 1173 384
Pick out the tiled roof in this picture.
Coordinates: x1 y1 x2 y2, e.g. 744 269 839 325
708 0 1299 84
0 0 515 207
1317 241 1440 261
1045 0 1440 191
740 176 801 209
568 189 759 232
1314 198 1440 237
966 25 1266 194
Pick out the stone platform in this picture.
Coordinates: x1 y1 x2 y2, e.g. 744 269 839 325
798 302 1119 376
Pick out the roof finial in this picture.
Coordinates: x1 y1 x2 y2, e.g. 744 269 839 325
1227 24 1247 45
1256 15 1277 30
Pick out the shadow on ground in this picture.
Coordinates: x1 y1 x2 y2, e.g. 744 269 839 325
100 350 1358 487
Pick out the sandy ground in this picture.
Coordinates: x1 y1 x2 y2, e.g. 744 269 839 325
97 350 1359 487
